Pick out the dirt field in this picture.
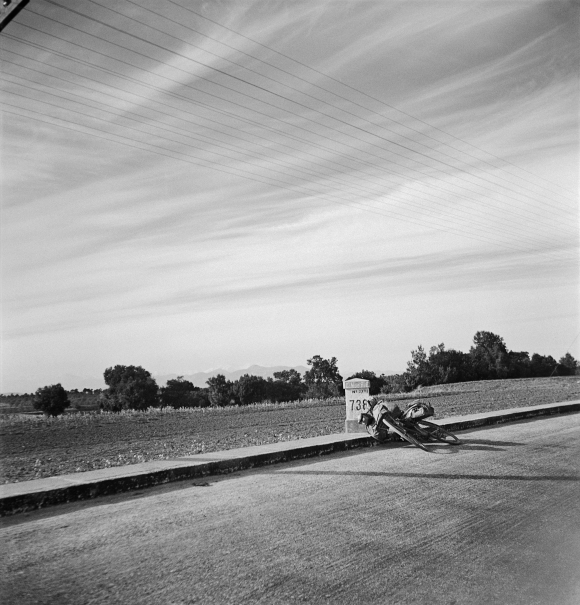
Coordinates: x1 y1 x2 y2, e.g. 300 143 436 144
1 376 578 484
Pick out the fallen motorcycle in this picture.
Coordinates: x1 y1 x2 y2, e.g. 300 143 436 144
358 399 461 451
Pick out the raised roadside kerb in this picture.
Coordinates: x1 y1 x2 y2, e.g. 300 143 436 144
1 400 579 516
436 400 580 431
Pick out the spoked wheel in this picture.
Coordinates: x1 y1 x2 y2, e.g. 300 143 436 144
415 420 461 445
379 416 430 452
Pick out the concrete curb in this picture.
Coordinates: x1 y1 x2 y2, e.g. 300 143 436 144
1 400 579 516
435 400 580 432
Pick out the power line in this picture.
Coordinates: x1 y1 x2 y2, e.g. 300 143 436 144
17 8 575 234
2 46 558 246
6 102 572 260
167 0 577 199
45 0 575 219
91 0 577 207
2 43 569 248
2 83 542 251
0 105 521 250
2 71 553 249
3 7 576 253
7 29 571 245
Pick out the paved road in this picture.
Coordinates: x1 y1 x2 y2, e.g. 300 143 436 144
2 414 579 605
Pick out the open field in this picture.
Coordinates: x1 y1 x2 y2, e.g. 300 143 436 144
1 377 578 484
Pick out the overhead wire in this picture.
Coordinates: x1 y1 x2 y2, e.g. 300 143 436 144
6 30 572 250
2 70 552 249
76 0 575 220
0 79 535 250
1 42 566 248
0 0 576 342
5 102 569 260
2 1 577 256
40 0 575 223
2 41 558 244
17 7 575 234
89 0 577 208
166 0 577 199
32 0 572 226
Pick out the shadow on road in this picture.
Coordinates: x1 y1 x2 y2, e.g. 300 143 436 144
369 437 524 455
272 469 580 482
435 438 524 453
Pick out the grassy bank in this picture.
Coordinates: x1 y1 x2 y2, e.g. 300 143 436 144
1 376 578 484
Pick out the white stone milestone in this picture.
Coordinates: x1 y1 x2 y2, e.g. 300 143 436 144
343 377 372 433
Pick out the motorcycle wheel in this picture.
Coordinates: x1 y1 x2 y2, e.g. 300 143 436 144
415 420 461 445
379 416 430 452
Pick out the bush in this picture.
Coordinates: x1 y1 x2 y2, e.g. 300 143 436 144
265 379 305 403
101 365 159 411
160 376 206 408
380 374 410 394
33 383 70 416
187 389 211 408
269 369 307 402
233 374 269 405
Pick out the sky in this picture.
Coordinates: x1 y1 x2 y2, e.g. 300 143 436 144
1 0 579 393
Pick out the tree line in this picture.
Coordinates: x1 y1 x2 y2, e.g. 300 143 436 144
352 331 578 395
98 354 343 412
391 330 578 392
29 331 578 415
30 355 345 416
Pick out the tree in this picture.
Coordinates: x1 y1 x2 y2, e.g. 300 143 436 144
469 331 510 379
400 342 476 390
303 355 343 399
530 353 557 377
33 383 70 417
404 345 432 389
206 374 234 407
346 370 386 395
101 365 159 411
427 345 475 384
232 374 268 405
160 376 201 408
269 369 306 401
190 389 211 408
507 351 532 378
558 353 579 375
273 369 303 387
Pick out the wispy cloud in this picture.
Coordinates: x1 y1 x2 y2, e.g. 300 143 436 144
1 0 578 390
4 231 576 339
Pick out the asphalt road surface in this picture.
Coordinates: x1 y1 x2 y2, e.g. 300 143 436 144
2 414 579 605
